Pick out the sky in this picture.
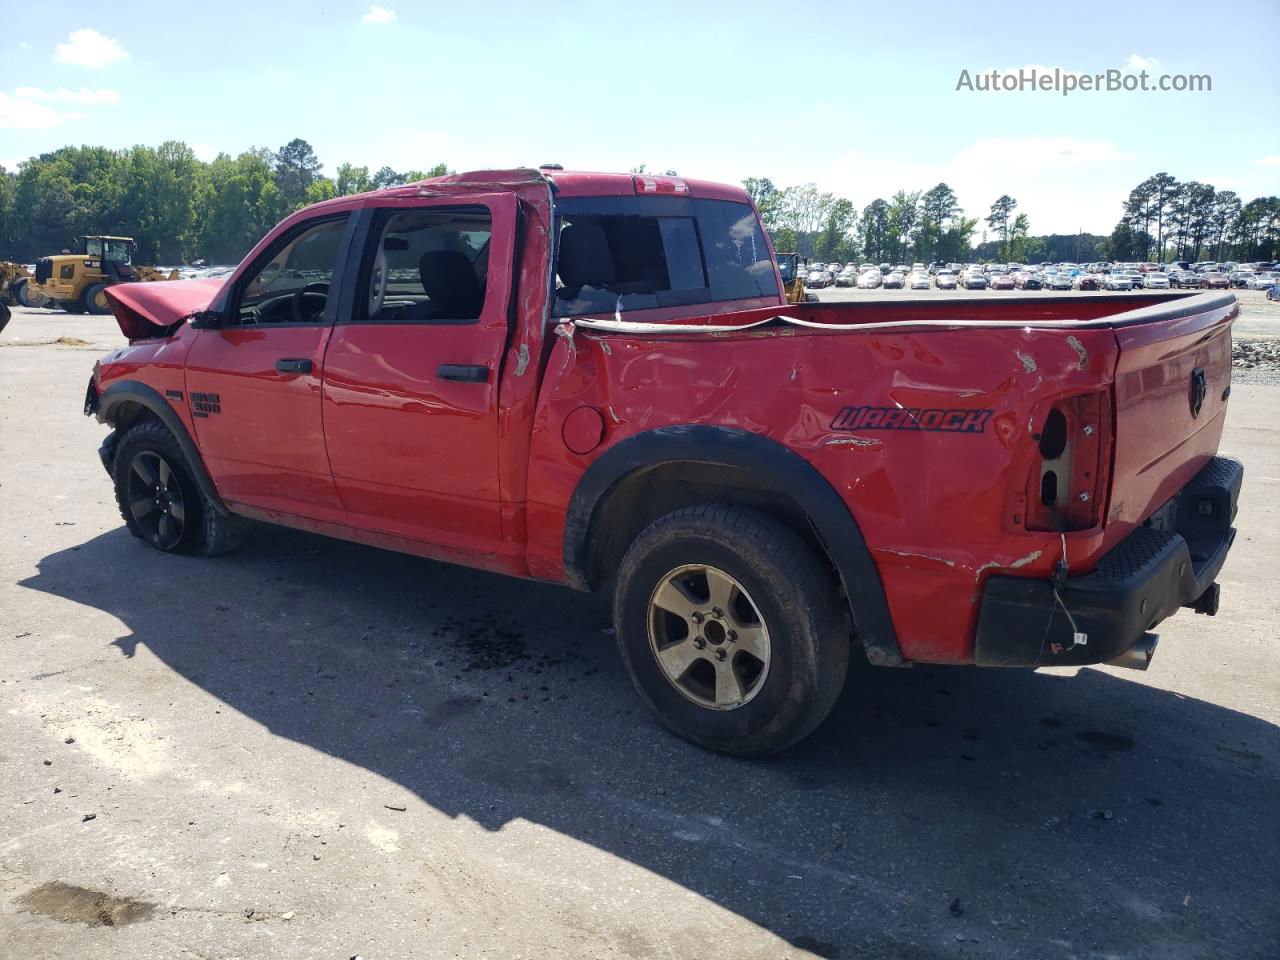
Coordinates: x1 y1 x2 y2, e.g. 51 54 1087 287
2 0 1278 236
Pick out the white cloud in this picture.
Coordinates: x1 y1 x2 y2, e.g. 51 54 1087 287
55 28 128 68
191 143 218 162
14 85 121 105
1256 155 1280 168
361 5 397 23
1126 54 1160 71
0 91 84 129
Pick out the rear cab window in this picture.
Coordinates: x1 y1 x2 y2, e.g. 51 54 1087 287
552 195 778 318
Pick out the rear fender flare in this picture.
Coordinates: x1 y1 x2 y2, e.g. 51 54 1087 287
96 380 228 516
563 425 904 666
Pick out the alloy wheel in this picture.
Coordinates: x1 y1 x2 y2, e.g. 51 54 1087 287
126 451 187 550
647 564 771 710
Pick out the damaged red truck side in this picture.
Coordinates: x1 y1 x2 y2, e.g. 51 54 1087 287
86 169 1242 756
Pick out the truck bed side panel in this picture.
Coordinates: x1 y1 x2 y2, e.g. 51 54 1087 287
527 323 1121 664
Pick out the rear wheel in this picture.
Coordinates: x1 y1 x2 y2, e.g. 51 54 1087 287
84 283 112 315
111 420 250 556
613 504 849 756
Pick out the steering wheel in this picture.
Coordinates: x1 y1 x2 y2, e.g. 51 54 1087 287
291 281 330 324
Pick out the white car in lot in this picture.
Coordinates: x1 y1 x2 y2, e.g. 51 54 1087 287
1142 272 1171 289
934 271 958 289
856 269 882 289
1248 272 1280 290
1103 272 1134 291
908 272 930 290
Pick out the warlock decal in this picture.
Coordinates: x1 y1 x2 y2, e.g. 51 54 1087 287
831 406 993 434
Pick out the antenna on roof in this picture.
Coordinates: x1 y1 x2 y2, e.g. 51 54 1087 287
538 163 564 170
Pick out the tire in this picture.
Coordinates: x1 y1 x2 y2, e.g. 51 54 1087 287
111 420 250 557
13 278 43 308
612 504 850 757
85 282 112 315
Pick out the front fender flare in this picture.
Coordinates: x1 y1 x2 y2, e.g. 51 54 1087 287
563 425 904 666
96 380 229 516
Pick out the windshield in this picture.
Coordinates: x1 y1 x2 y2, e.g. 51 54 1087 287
83 238 132 262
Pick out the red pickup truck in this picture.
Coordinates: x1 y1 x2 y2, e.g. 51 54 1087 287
85 168 1242 755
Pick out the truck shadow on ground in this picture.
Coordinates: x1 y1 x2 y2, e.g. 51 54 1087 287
21 523 1280 958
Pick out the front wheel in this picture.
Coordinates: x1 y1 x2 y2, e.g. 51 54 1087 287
613 505 850 756
13 278 45 308
111 420 250 556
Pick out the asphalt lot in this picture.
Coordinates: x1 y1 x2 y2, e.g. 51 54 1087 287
2 300 1278 960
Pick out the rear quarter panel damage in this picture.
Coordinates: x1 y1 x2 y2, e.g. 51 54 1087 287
527 323 1121 663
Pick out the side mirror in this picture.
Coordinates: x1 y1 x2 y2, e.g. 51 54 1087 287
188 309 224 329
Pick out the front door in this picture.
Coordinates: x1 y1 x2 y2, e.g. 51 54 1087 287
185 214 353 522
321 194 516 556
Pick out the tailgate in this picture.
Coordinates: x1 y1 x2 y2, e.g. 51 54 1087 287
1106 293 1236 543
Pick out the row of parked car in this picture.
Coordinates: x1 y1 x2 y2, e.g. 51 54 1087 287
804 259 1280 294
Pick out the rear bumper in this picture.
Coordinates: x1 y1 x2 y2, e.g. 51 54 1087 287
974 456 1243 667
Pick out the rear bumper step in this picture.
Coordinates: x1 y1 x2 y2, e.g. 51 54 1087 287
974 456 1243 668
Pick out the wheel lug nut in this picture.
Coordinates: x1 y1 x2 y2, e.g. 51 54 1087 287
714 649 727 661
691 612 705 624
728 630 737 642
693 637 706 649
711 607 724 618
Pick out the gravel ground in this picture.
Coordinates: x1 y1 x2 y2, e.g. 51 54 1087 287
1231 339 1280 386
1 304 1278 960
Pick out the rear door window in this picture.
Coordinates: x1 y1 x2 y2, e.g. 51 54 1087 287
552 196 777 317
694 198 777 301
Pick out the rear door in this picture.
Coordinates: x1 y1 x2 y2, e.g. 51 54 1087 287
185 214 353 522
320 193 516 555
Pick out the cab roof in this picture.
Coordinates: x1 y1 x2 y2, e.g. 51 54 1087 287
301 168 752 212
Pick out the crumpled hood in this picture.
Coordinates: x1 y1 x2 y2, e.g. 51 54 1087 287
105 277 226 340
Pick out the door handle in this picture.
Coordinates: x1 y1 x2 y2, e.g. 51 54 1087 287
275 358 313 374
436 364 489 383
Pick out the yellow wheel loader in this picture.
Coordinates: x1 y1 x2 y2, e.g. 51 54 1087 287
1 261 44 308
27 236 178 315
776 252 816 304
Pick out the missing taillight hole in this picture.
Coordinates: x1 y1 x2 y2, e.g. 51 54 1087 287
1039 409 1068 459
1040 470 1058 505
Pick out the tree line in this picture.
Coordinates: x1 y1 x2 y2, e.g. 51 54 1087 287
744 176 1278 267
0 138 447 264
2 140 1275 267
1106 173 1279 264
744 180 1082 265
